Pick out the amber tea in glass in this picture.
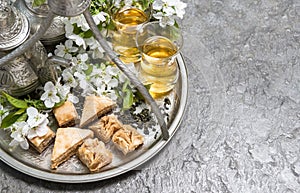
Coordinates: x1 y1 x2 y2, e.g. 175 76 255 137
136 21 183 98
112 7 149 64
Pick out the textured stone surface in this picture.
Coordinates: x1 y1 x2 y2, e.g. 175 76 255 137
2 0 300 192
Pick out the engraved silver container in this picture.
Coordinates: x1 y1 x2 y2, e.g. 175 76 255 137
0 1 70 96
0 1 39 96
14 0 66 47
48 0 91 17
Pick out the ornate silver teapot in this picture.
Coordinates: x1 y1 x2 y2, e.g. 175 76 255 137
0 1 69 97
14 0 66 47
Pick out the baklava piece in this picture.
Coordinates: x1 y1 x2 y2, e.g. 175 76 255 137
80 95 116 128
28 126 55 153
53 101 78 127
89 114 122 143
112 125 144 155
78 138 113 173
51 127 94 169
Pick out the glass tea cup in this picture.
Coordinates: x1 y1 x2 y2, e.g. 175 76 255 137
135 21 183 98
112 5 151 64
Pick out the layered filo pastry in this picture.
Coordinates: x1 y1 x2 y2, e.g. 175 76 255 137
89 114 122 143
78 138 113 173
28 126 55 153
112 125 144 155
80 95 116 128
53 101 79 127
51 127 94 169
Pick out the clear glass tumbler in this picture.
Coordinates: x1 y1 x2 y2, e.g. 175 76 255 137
135 21 183 98
112 5 151 64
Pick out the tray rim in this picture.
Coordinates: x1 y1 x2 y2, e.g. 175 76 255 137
0 53 188 183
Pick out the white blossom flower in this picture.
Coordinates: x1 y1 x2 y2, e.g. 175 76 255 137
153 12 175 26
118 73 128 83
108 91 118 101
62 69 78 88
74 72 96 96
67 93 79 104
78 53 89 63
90 76 103 88
54 40 78 60
124 0 133 7
64 20 74 37
95 84 107 96
9 122 30 150
67 34 87 49
114 0 122 7
74 71 86 81
91 47 104 59
103 74 113 85
76 53 89 70
90 66 103 77
173 0 187 19
56 82 70 100
105 65 119 77
70 15 89 31
85 37 105 59
41 81 60 108
93 12 107 25
153 0 175 16
107 78 119 88
26 107 49 139
153 0 187 26
0 104 8 126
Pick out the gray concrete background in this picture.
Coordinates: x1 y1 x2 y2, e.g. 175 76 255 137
2 0 300 192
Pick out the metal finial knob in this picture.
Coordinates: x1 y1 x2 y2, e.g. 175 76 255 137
0 2 30 51
48 0 91 17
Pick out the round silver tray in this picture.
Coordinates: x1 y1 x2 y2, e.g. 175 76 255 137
0 54 188 183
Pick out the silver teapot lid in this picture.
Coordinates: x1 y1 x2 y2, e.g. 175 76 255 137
24 0 49 16
0 1 30 51
48 0 91 17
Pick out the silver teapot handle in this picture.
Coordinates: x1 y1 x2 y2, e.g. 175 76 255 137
37 55 72 85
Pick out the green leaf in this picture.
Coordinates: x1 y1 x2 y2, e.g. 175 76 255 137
14 108 26 115
73 24 83 35
123 89 134 110
82 30 94 38
32 0 46 7
16 113 28 122
134 84 152 101
25 99 48 110
2 92 28 109
85 64 94 76
122 80 130 92
53 99 66 108
174 21 179 28
1 111 23 128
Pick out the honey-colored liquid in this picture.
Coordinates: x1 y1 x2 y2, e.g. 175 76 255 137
139 36 179 98
113 8 148 64
114 7 148 28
